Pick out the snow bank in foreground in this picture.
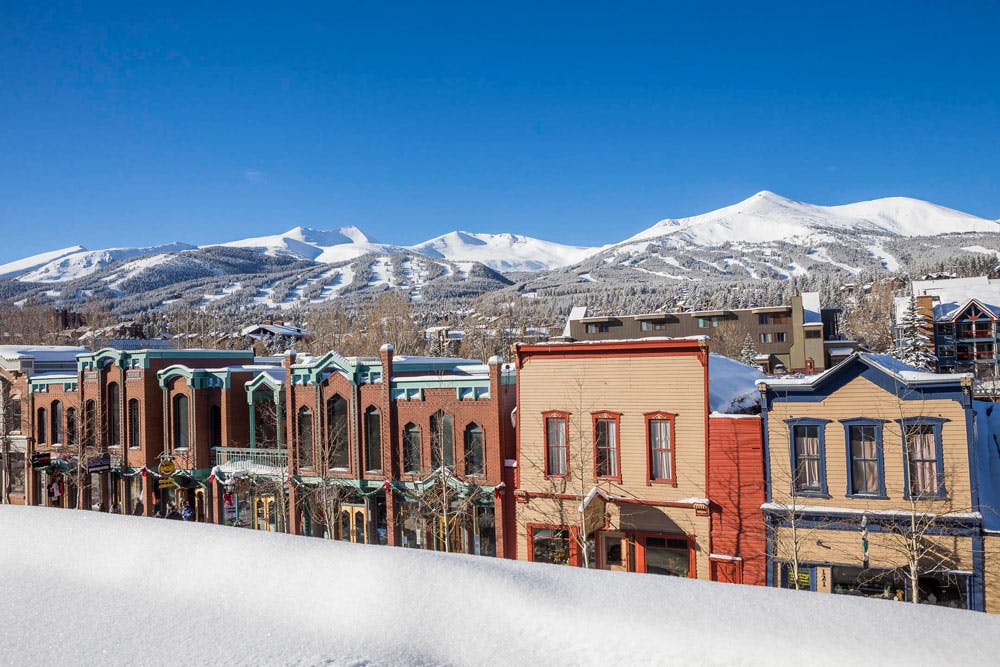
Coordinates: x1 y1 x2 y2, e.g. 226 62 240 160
1 507 997 666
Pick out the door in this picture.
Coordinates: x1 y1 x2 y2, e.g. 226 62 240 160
254 495 278 532
340 504 368 543
600 532 629 572
711 559 742 584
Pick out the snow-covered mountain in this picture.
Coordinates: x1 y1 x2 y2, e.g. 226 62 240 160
2 190 999 313
412 231 599 272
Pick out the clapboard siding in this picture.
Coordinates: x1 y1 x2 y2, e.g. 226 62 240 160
769 374 973 512
518 352 708 501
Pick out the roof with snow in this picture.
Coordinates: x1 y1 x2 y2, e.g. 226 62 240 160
709 353 766 413
909 275 1000 321
0 345 87 362
800 291 822 325
761 352 971 392
240 323 312 339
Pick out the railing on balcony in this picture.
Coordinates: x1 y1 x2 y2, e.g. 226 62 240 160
976 350 996 361
212 447 288 476
956 326 993 340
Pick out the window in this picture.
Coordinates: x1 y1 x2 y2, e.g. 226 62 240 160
10 396 21 432
127 399 140 449
364 406 382 473
760 332 788 344
697 317 721 329
209 405 221 448
788 419 829 496
66 407 77 446
842 420 886 497
646 412 675 483
172 394 189 449
325 395 350 469
430 410 454 470
107 383 120 447
403 423 421 474
594 412 621 479
805 329 822 339
84 400 96 447
760 333 772 343
8 452 25 493
937 345 956 358
51 401 63 445
901 419 946 498
758 313 790 325
639 536 692 577
297 406 314 468
37 407 46 444
464 423 484 476
544 412 568 477
585 322 610 334
640 320 666 332
529 526 575 565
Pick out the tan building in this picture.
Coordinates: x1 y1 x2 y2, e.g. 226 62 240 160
513 338 767 583
761 352 1000 612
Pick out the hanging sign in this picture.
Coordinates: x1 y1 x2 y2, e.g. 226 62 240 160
158 460 176 476
30 452 51 469
87 453 111 473
158 478 176 490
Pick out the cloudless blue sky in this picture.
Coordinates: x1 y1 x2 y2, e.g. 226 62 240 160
1 1 998 263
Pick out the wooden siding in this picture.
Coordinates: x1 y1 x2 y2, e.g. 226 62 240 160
985 535 1000 614
708 415 766 585
517 353 708 502
768 374 973 513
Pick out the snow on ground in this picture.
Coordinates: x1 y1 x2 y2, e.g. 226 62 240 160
411 231 600 272
0 245 84 278
867 241 901 271
963 245 1000 257
1 506 997 666
367 256 394 288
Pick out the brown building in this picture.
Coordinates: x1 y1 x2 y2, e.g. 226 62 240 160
562 292 856 374
513 339 766 583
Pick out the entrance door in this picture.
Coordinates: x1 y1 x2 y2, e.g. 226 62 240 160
254 495 278 532
600 532 629 572
340 504 368 543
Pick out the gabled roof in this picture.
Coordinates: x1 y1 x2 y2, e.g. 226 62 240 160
760 352 971 397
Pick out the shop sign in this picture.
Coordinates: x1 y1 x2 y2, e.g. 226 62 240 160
224 506 237 520
787 569 811 588
126 369 142 380
30 452 51 469
158 478 176 490
158 460 176 476
87 453 111 473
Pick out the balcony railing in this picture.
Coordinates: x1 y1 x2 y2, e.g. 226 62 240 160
956 327 993 340
212 447 289 475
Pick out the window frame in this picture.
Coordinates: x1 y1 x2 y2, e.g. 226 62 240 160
325 394 350 471
786 418 831 498
897 417 948 500
50 400 63 446
363 406 382 474
127 398 141 449
463 422 485 478
542 410 570 479
402 422 422 475
592 411 623 482
37 407 46 445
171 393 190 450
297 406 314 469
526 523 579 566
645 411 677 486
840 418 888 499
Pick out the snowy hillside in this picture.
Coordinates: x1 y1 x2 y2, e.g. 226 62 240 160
1 506 996 666
0 245 85 278
412 230 600 272
210 225 408 264
7 242 196 283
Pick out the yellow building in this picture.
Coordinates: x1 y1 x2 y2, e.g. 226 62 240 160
761 352 1000 612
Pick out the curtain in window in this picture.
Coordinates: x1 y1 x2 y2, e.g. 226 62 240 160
595 418 618 477
794 426 820 490
908 426 937 495
546 417 567 475
649 419 671 480
849 426 878 494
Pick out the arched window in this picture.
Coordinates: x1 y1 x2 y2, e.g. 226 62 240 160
37 407 46 444
66 407 77 446
297 406 314 468
172 394 189 449
339 510 351 541
430 410 454 470
127 399 140 448
464 423 484 476
107 383 120 447
403 423 421 474
325 395 349 470
209 405 221 448
364 406 382 473
51 401 63 445
84 400 96 447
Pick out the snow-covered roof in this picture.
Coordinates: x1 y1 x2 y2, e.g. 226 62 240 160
240 323 312 338
563 305 588 337
0 345 87 362
709 354 766 413
909 275 1000 320
761 352 971 389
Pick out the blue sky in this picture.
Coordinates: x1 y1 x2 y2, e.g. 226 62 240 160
1 2 998 263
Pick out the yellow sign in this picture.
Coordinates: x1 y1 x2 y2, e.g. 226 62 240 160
158 478 176 489
158 460 176 476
